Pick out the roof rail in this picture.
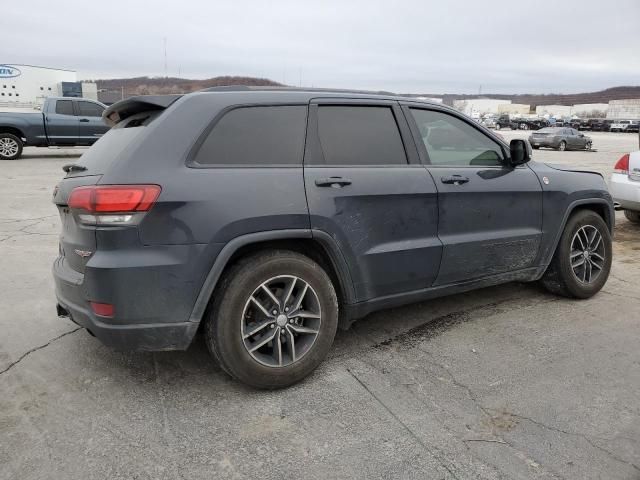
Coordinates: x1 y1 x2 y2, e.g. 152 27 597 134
199 85 400 96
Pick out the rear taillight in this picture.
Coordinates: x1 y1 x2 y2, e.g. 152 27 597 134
68 185 161 225
614 154 630 174
90 301 114 317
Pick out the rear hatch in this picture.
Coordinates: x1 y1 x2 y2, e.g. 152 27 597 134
53 95 181 274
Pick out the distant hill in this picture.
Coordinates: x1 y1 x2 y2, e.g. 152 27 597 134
94 76 283 97
93 77 640 108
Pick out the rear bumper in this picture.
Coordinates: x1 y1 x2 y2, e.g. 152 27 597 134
610 172 640 211
53 250 205 351
529 138 560 148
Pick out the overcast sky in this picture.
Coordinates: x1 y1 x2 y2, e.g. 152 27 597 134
4 0 639 94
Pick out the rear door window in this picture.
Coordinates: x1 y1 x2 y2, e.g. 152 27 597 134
193 105 307 166
313 106 407 165
55 100 74 116
77 101 105 117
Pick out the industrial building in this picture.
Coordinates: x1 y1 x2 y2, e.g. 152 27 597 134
535 105 573 118
607 99 640 120
572 103 608 116
498 103 530 115
0 64 97 108
453 98 511 117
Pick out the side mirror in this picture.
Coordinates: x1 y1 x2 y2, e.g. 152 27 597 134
509 139 531 166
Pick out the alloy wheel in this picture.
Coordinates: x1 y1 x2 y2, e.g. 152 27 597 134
0 137 19 158
241 275 321 367
570 225 605 284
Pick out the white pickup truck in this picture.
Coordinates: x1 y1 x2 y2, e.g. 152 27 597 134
611 131 640 223
610 120 639 133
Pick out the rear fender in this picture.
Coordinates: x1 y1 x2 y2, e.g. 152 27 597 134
188 229 356 325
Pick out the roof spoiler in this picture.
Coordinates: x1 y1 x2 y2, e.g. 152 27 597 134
102 94 182 127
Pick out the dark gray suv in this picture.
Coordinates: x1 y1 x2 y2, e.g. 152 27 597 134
53 88 614 388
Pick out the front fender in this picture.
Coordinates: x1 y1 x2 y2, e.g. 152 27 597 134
527 161 614 268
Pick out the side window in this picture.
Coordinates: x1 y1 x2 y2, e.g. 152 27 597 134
314 106 407 165
194 106 307 165
77 101 104 117
55 100 74 116
410 108 504 166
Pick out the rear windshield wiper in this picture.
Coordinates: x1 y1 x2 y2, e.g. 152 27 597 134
62 163 87 173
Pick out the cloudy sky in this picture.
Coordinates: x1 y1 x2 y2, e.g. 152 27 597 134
4 0 639 94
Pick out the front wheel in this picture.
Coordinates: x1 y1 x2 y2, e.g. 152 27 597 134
585 141 592 151
205 250 338 389
0 133 23 160
624 210 640 224
540 210 612 298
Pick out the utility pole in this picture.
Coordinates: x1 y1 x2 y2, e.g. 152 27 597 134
163 37 168 77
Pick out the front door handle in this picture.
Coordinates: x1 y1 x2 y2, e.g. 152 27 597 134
315 177 352 187
79 118 90 122
441 175 469 185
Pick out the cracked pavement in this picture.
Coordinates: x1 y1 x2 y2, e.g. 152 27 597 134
1 137 640 480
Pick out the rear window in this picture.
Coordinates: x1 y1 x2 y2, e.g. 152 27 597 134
68 111 161 176
193 106 307 166
55 100 74 115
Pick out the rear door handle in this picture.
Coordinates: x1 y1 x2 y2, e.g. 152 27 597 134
441 175 469 185
315 177 352 187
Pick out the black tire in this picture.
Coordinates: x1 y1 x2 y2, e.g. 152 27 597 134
540 210 612 299
624 210 640 224
0 133 23 160
558 140 567 151
495 124 501 131
205 250 338 389
585 142 592 151
532 146 540 150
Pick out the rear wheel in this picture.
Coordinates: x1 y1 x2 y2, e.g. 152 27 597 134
540 210 611 298
558 140 567 151
205 250 338 389
0 133 23 160
624 210 640 224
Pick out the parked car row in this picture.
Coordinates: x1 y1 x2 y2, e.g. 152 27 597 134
493 115 550 131
484 115 639 133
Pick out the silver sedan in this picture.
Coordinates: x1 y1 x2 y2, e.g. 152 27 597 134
529 127 592 151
